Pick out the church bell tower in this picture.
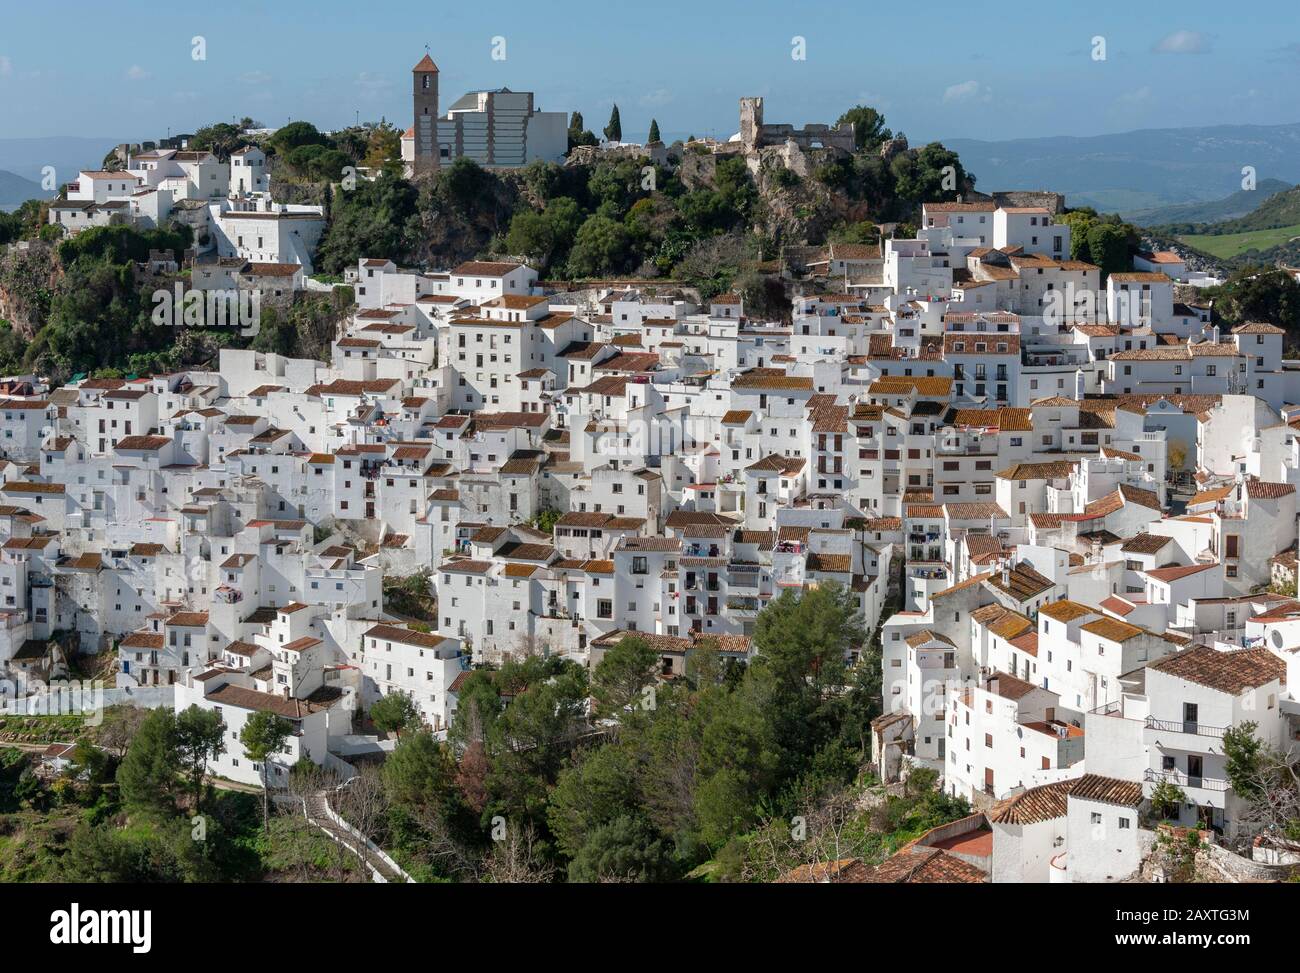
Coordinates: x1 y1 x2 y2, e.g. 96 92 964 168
412 53 440 176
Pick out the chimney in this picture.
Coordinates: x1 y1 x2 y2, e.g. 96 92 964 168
1211 326 1220 344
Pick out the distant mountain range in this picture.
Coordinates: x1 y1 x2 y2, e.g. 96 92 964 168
1126 179 1293 227
0 169 47 212
0 136 125 209
943 122 1300 217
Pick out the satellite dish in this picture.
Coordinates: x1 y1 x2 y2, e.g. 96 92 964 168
1272 631 1283 649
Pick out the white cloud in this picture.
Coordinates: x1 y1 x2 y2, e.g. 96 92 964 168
356 72 392 98
638 88 673 109
126 64 150 81
1117 85 1153 105
1154 30 1210 54
943 80 990 104
240 70 273 85
0 56 12 78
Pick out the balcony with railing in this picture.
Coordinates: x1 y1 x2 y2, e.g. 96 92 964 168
1144 716 1226 739
1144 767 1229 793
727 597 761 617
684 544 721 558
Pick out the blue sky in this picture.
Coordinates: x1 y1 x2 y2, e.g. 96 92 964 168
1 0 1298 143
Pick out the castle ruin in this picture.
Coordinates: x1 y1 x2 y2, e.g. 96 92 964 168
738 97 856 154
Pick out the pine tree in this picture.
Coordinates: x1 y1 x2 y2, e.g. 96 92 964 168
117 708 180 814
648 119 661 144
604 105 622 143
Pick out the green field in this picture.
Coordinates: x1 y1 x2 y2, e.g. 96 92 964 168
1179 223 1300 259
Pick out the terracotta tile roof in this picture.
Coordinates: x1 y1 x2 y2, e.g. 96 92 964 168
1100 596 1137 617
905 629 957 649
1076 484 1162 520
61 552 102 571
989 611 1034 640
926 200 997 212
1246 479 1296 500
972 603 1012 625
806 552 851 573
1037 600 1098 623
869 375 953 397
167 611 209 627
441 559 495 575
2 481 65 495
496 542 556 562
1119 533 1172 555
121 631 164 649
619 536 682 552
989 779 1074 825
1110 272 1174 284
1066 774 1144 807
1144 562 1214 583
860 516 902 532
746 454 806 475
945 502 1009 521
1189 484 1234 506
810 404 849 434
946 407 1002 428
499 452 543 476
206 683 337 718
965 533 1004 559
1231 321 1285 335
452 261 524 276
1009 631 1039 656
1081 616 1146 643
1146 646 1285 695
905 503 945 519
983 671 1040 700
1187 341 1244 358
997 407 1032 432
864 847 988 883
365 623 448 650
996 461 1075 481
306 378 401 397
986 563 1054 602
931 572 992 600
732 369 814 391
3 536 55 550
1100 446 1142 462
1074 324 1121 337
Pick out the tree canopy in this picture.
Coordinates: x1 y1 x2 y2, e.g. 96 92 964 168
603 105 622 143
835 105 892 151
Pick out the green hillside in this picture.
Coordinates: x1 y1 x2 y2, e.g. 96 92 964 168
1178 222 1300 260
1157 184 1300 238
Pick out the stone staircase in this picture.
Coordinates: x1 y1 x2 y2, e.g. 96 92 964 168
303 790 407 883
